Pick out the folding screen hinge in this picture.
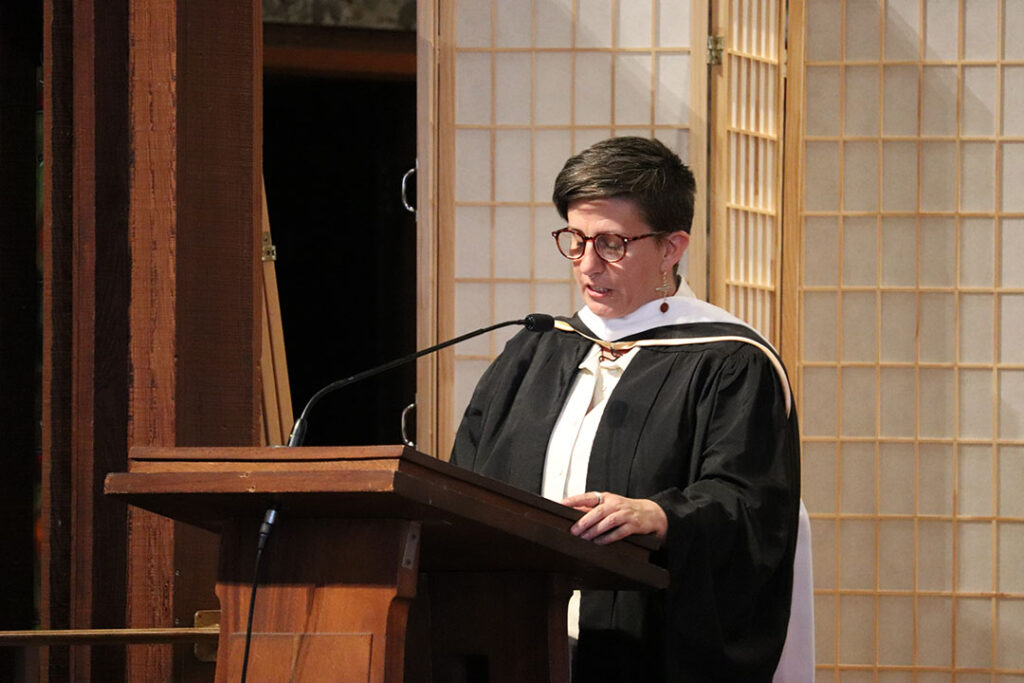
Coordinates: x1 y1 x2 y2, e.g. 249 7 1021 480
261 231 277 261
707 35 724 66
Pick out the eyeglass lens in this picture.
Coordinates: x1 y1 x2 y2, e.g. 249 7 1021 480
556 230 627 262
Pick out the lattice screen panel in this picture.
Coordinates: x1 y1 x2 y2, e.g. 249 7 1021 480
713 0 785 343
797 0 1024 679
446 0 698 447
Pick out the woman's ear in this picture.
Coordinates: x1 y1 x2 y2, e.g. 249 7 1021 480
661 230 690 269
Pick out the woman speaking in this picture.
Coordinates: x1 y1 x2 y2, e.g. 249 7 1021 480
451 137 800 682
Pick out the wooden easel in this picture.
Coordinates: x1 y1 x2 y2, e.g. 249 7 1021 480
259 177 294 445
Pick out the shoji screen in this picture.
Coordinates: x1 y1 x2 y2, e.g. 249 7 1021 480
710 0 786 344
795 0 1024 678
441 0 701 450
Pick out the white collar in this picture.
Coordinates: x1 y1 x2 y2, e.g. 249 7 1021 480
576 286 754 342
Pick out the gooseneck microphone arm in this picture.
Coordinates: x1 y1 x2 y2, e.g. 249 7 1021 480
286 313 555 447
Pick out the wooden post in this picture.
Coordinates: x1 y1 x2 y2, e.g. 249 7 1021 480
127 0 262 680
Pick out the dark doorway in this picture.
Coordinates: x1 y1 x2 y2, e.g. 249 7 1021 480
263 73 418 447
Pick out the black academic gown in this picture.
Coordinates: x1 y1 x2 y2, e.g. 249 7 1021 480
450 315 800 682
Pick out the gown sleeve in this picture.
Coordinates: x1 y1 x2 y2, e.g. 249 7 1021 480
647 344 800 678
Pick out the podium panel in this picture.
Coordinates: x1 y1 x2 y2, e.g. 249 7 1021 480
106 445 667 682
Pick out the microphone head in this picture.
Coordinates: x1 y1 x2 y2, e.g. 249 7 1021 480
523 313 555 332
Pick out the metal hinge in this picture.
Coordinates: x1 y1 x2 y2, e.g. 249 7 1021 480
707 35 724 66
261 231 277 262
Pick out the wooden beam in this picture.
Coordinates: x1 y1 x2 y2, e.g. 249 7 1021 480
127 0 262 680
263 24 415 79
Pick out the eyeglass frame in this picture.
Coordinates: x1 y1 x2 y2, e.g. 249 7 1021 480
551 226 661 263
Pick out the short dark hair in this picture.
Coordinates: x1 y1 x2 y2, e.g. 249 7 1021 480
552 137 696 234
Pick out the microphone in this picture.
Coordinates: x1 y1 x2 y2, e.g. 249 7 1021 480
287 313 555 447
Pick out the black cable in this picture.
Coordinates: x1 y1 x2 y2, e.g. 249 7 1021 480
240 505 277 683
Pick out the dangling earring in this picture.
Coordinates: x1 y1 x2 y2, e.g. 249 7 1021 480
656 270 672 313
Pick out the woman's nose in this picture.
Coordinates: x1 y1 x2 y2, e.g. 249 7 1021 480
577 241 605 274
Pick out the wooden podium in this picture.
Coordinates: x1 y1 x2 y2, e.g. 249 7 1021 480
104 446 668 683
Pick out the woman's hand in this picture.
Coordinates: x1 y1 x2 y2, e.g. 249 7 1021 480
561 491 668 545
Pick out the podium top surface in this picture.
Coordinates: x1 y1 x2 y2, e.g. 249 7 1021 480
105 445 668 590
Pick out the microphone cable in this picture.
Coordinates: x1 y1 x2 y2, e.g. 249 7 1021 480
239 505 277 683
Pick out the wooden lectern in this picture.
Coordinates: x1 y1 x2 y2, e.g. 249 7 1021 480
105 446 668 683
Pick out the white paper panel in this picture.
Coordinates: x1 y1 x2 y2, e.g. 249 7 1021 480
493 207 532 278
495 0 532 47
884 0 920 61
576 0 613 48
535 0 573 48
494 53 532 125
844 66 880 137
880 292 916 363
1000 295 1024 365
535 53 573 125
921 66 958 136
924 0 958 61
841 367 877 437
963 66 997 136
919 292 955 362
956 598 994 669
880 443 915 514
456 0 492 47
917 597 953 665
920 141 956 212
999 523 1024 593
882 141 916 212
494 129 532 201
806 0 841 60
959 218 995 287
801 441 837 513
803 292 838 362
841 292 877 362
919 217 955 287
918 522 954 591
959 293 994 364
883 65 918 137
616 0 652 48
845 0 881 60
919 368 955 438
454 282 492 356
1001 447 1024 518
804 216 839 286
880 367 916 438
961 141 996 212
802 367 838 436
1000 371 1024 441
963 0 999 61
880 217 917 287
1002 143 1024 213
878 523 915 590
844 141 879 212
958 445 994 516
455 206 492 278
877 596 914 665
654 53 689 126
1003 67 1024 137
838 595 875 664
455 129 492 201
1002 219 1024 288
838 520 875 589
614 53 653 125
657 0 690 47
960 368 994 440
574 52 613 125
839 442 875 514
456 53 492 125
1007 0 1024 60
